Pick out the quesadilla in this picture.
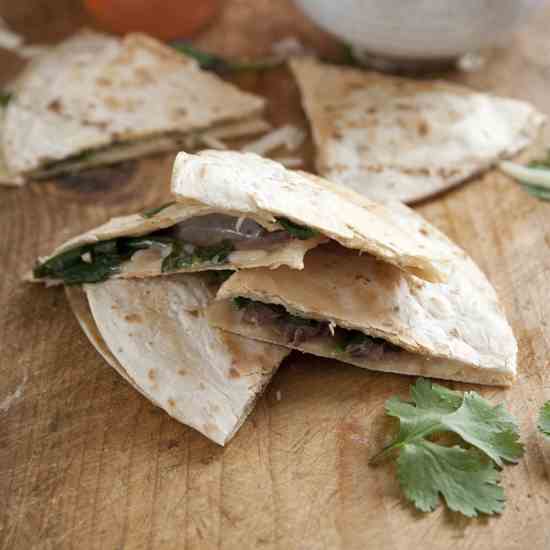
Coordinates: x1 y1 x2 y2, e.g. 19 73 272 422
0 30 266 186
66 274 289 445
170 150 452 282
207 203 517 386
289 57 545 204
31 150 454 286
30 200 325 285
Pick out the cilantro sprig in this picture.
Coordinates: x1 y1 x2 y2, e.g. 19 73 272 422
538 401 550 437
372 379 524 517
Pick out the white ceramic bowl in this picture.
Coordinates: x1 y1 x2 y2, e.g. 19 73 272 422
295 0 545 61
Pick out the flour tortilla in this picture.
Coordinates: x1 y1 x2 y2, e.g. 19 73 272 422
1 30 265 185
66 274 289 445
289 57 545 204
208 205 517 386
171 150 452 282
30 201 324 285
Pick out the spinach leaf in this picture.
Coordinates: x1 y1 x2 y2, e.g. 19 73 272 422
276 217 319 240
34 236 173 285
162 240 234 272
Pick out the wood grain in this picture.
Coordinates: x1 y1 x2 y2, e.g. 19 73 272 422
1 1 550 549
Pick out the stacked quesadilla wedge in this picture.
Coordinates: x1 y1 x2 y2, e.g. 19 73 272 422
65 276 289 446
207 215 517 386
0 30 266 186
168 151 516 386
289 57 545 203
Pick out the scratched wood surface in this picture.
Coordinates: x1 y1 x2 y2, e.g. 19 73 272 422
1 1 550 549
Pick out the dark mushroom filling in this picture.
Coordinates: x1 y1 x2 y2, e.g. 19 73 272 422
233 297 402 359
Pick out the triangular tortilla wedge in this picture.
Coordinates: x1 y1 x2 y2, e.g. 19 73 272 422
171 150 451 282
207 204 517 386
289 57 545 204
1 30 266 185
30 200 325 285
66 274 289 445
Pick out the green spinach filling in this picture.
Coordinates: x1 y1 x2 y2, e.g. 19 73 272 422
34 214 319 285
276 217 319 240
34 236 234 285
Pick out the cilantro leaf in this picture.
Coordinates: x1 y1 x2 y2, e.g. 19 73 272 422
372 379 524 517
398 440 505 517
379 378 523 467
538 401 550 437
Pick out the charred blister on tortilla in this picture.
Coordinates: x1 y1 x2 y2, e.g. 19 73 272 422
232 297 402 357
32 214 318 285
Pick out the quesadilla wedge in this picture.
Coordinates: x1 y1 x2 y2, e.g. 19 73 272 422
30 200 325 285
207 203 517 386
289 57 545 204
0 30 266 186
66 274 289 445
171 150 452 283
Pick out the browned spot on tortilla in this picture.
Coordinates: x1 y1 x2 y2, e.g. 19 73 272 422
174 107 188 117
167 398 176 408
417 120 430 136
331 130 343 140
177 369 187 376
199 382 206 390
419 227 429 236
96 77 112 87
437 167 461 178
48 99 62 113
148 369 156 381
365 165 384 174
104 96 122 109
124 313 142 324
228 367 241 379
134 66 155 85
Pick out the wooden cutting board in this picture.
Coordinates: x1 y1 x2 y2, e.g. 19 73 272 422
1 1 549 548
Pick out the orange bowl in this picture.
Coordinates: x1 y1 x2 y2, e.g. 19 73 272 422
84 0 220 40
